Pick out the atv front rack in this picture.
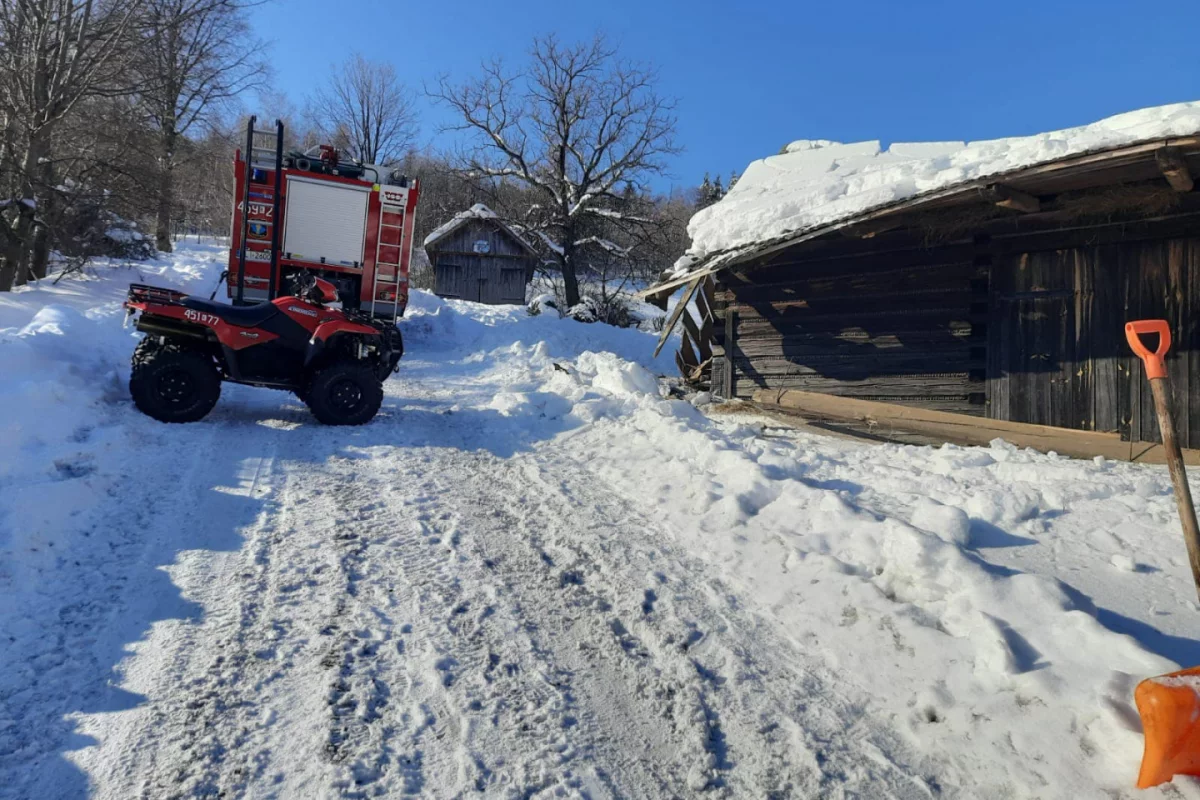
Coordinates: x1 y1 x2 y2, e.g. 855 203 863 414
128 283 187 307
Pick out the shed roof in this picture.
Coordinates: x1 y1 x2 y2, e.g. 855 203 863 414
423 203 538 255
648 101 1200 295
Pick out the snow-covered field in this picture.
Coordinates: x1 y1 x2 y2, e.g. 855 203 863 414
2 242 1200 798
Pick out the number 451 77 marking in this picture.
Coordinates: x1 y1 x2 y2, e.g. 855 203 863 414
184 309 220 326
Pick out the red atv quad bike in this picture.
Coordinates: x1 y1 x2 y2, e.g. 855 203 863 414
123 273 402 425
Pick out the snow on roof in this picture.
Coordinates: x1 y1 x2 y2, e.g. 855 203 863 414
422 202 537 254
423 203 497 247
667 101 1200 283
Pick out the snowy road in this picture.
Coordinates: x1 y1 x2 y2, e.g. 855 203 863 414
43 360 937 798
4 247 1200 798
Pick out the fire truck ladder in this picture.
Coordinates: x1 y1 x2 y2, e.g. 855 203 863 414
234 116 284 306
370 196 409 319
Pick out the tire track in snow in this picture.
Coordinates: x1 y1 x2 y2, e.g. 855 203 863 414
312 453 592 796
505 445 951 798
112 449 288 799
60 403 952 797
296 432 951 797
72 413 346 800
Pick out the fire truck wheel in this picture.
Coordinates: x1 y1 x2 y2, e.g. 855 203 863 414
130 344 221 423
304 361 384 426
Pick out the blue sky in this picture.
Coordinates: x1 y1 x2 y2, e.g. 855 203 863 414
251 0 1199 194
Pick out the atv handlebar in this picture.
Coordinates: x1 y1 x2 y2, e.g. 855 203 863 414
287 271 319 301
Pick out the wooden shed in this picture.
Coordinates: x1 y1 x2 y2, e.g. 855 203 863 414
652 109 1200 457
423 204 537 305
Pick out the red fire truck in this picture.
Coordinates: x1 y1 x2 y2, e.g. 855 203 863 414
226 118 420 319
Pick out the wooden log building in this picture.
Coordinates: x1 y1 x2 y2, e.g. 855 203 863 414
654 130 1200 452
424 204 538 305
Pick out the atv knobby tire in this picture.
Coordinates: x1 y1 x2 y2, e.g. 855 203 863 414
304 361 383 425
130 342 221 423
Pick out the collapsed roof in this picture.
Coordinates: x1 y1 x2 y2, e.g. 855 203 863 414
650 101 1200 295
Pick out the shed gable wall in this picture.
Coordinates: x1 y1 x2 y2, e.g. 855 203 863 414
428 218 535 305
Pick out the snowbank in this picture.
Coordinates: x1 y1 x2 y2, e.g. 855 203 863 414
0 241 227 477
672 101 1200 277
438 338 1200 795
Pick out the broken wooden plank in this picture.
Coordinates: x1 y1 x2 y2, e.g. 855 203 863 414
678 326 700 369
680 303 711 363
985 183 1042 214
1157 146 1195 192
653 277 702 358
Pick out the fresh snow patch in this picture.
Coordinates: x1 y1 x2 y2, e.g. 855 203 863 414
909 496 971 546
1110 552 1137 572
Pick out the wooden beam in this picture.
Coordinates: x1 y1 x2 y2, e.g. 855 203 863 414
1156 147 1195 192
841 216 905 239
653 277 701 358
985 183 1042 214
680 303 712 362
750 388 1200 464
722 310 736 399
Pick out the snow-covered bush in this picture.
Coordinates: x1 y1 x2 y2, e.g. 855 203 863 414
527 292 557 317
409 247 435 290
528 271 665 331
101 216 155 260
566 293 635 328
49 181 155 268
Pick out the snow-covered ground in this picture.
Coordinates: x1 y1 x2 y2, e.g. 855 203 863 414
2 242 1200 798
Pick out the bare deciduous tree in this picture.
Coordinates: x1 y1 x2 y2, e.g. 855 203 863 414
310 54 417 166
0 0 144 290
137 0 266 252
431 34 679 309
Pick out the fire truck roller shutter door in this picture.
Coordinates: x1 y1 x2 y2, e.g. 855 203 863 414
282 176 370 268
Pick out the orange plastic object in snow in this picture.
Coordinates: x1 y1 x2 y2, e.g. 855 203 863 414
1126 319 1172 380
1135 666 1200 788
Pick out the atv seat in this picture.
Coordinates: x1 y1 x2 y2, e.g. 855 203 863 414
183 297 278 327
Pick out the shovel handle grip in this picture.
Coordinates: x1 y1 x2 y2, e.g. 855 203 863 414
1126 319 1172 380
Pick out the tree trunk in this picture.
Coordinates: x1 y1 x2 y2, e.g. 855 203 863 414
30 214 50 280
155 127 177 253
30 149 54 280
10 133 46 287
0 257 15 292
0 220 20 291
560 222 581 308
561 254 581 309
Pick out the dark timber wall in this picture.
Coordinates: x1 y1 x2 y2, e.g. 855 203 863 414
427 218 535 305
712 211 1200 448
713 238 989 415
987 234 1200 447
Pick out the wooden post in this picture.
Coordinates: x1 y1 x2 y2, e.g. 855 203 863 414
723 309 736 399
1127 319 1200 602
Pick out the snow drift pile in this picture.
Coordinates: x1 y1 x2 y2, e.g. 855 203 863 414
671 100 1200 278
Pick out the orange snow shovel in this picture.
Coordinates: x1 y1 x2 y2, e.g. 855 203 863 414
1126 320 1200 789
